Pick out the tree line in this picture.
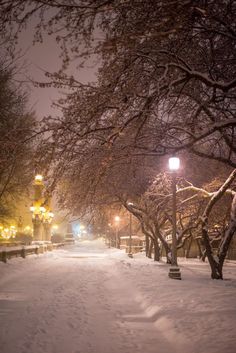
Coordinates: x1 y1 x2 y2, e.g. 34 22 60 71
0 0 235 278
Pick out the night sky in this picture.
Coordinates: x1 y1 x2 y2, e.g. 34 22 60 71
17 20 97 119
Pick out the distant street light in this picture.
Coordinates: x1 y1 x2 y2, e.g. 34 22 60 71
24 226 32 235
52 224 58 232
168 156 181 280
114 216 120 248
128 203 134 258
35 174 43 182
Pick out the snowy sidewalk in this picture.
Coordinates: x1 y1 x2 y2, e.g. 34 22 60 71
0 239 236 353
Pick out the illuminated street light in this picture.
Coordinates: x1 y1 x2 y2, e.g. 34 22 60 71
52 224 59 235
3 228 10 239
39 206 46 213
168 156 181 280
35 174 43 182
24 226 32 234
10 226 16 238
128 203 134 258
169 157 180 171
48 212 54 218
114 216 120 248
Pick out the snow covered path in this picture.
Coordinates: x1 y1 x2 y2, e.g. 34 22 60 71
0 239 236 353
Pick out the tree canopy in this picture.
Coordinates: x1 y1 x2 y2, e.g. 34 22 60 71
0 1 236 278
0 63 37 223
1 1 235 166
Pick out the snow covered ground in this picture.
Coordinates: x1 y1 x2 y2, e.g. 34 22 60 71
0 239 235 353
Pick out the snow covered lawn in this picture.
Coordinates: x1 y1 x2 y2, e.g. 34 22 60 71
0 239 235 353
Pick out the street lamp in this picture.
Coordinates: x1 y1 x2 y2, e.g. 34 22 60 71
52 224 58 234
30 174 44 241
128 203 134 258
30 175 55 242
114 216 120 248
168 157 181 280
107 223 112 248
35 174 43 182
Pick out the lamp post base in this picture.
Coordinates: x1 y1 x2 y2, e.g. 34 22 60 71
168 266 181 280
128 253 133 258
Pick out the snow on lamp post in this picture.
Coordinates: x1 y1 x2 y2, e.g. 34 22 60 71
168 157 181 280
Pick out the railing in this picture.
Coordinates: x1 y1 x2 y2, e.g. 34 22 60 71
0 243 65 263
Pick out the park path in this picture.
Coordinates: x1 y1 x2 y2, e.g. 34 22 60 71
0 240 189 353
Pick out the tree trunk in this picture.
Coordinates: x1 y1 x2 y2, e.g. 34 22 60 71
200 249 207 262
153 237 160 261
202 193 236 279
185 237 192 258
202 227 223 279
147 238 153 258
218 219 236 275
145 235 149 257
196 238 204 259
155 229 171 263
165 248 172 264
161 241 171 263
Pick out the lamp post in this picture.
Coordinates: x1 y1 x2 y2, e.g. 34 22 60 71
168 157 181 280
30 175 44 241
30 175 54 242
114 216 120 248
107 223 112 248
128 203 133 258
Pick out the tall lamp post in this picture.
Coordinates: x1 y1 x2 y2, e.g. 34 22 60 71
128 203 133 258
30 175 54 242
30 174 44 241
168 157 181 280
107 223 112 248
114 216 120 248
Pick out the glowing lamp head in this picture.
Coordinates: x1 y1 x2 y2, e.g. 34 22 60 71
30 206 35 212
39 206 46 213
114 216 120 222
168 157 180 171
35 174 43 182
